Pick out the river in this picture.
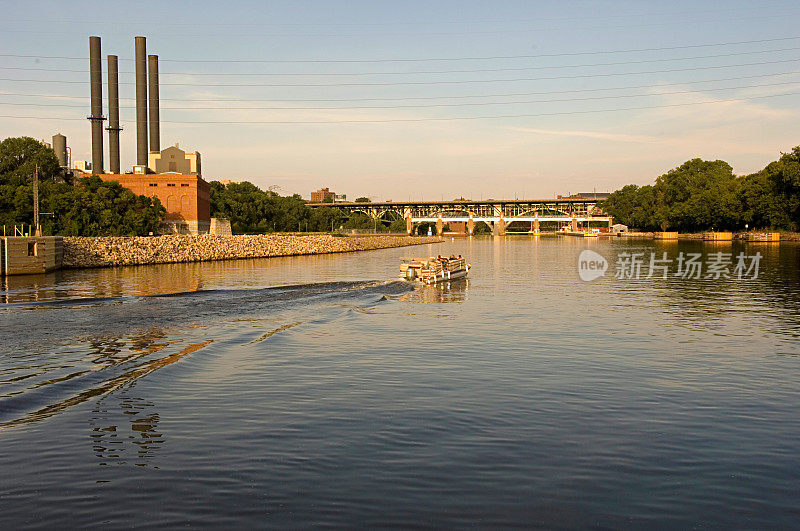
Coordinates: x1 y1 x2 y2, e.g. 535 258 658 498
1 236 798 528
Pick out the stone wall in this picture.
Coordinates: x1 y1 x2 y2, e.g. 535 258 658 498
62 234 442 269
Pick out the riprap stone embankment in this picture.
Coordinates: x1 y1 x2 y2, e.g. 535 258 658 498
62 234 442 269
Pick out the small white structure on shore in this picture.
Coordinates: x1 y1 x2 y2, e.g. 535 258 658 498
611 223 628 233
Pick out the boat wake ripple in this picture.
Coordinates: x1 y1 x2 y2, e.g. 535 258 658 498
0 280 412 430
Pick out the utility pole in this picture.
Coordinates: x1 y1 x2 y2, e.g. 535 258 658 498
33 164 40 236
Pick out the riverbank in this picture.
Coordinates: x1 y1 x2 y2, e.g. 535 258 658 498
62 234 442 269
614 232 800 241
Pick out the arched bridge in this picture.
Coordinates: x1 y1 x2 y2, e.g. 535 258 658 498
308 198 613 235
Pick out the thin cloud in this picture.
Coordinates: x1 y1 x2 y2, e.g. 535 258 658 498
510 126 659 144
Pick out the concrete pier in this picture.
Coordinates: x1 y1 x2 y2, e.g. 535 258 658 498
0 237 64 275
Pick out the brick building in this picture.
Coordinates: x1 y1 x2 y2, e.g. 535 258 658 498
310 187 346 202
311 187 335 202
100 173 211 234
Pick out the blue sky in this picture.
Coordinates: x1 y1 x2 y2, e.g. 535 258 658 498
1 0 799 199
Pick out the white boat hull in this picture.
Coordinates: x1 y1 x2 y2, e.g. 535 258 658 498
419 266 470 284
399 257 471 284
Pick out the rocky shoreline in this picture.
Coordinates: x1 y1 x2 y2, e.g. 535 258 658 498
62 234 442 269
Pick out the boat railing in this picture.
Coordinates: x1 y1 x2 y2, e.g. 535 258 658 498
446 258 466 271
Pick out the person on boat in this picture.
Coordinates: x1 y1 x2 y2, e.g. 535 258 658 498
449 254 456 260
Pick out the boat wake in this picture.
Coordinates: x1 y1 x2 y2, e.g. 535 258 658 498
0 280 413 430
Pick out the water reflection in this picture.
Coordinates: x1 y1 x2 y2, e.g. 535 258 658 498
1 262 206 303
90 385 164 468
400 279 469 304
612 241 800 337
1 272 60 304
0 326 211 431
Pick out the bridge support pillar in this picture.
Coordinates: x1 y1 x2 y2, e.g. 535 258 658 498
534 216 540 233
436 218 444 236
608 217 613 230
571 215 578 232
467 217 475 236
406 215 413 236
493 218 506 236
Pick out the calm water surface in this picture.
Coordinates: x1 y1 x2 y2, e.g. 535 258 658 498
1 237 799 528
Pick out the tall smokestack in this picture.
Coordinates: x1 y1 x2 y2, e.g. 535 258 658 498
148 54 160 153
106 54 122 174
135 36 148 167
88 36 104 174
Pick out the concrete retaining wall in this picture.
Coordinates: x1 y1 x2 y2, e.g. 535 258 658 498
1 236 63 275
62 234 442 269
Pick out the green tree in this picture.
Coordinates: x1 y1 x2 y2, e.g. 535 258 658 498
604 159 741 231
41 176 165 236
309 206 344 232
601 184 642 228
210 180 352 233
652 159 739 231
737 171 791 229
754 146 800 230
387 217 408 233
343 212 379 231
0 136 60 187
0 137 164 235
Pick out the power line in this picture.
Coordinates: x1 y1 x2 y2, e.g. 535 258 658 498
2 46 799 77
4 11 800 38
3 71 799 103
2 58 798 87
2 36 800 64
7 3 796 27
3 80 798 111
1 91 797 124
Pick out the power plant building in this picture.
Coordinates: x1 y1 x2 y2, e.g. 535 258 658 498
99 173 211 235
83 35 215 234
148 145 201 175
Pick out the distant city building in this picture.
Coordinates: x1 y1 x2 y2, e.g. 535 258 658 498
574 192 610 199
310 187 346 202
148 144 201 176
218 180 237 186
557 192 611 200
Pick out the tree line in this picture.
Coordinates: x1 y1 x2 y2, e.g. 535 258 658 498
602 147 800 232
209 181 407 234
0 137 164 236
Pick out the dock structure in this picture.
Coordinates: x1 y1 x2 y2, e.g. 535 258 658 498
0 236 63 276
703 232 733 241
310 198 612 236
654 232 679 240
745 232 780 242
